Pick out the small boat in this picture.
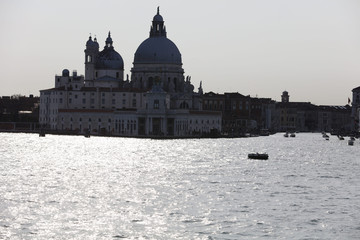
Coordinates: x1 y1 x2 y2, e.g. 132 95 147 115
39 129 45 137
348 139 354 146
284 132 289 137
84 129 91 138
248 153 268 160
290 133 296 137
337 135 344 140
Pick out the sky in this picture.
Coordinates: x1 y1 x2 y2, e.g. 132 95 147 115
1 0 360 105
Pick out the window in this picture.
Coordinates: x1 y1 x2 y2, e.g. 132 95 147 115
116 72 119 78
154 99 159 109
122 99 126 105
91 98 95 104
112 99 116 104
82 98 86 104
102 99 105 104
132 99 136 107
69 98 72 103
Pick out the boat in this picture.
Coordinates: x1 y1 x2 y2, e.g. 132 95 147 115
39 129 45 137
290 133 296 137
284 132 289 137
84 129 91 138
248 153 268 160
348 139 354 146
337 135 344 140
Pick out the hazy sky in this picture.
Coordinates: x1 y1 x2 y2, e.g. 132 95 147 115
1 0 359 105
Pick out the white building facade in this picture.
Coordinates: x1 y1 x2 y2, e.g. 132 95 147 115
39 8 221 137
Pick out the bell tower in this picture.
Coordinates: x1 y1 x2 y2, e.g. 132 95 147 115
281 91 290 103
84 35 99 81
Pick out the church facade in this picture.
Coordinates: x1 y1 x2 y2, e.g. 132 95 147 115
39 8 221 137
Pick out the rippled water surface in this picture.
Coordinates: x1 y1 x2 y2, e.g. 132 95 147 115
0 132 359 239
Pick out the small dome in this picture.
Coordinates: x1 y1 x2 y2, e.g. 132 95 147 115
95 48 124 70
86 36 99 49
134 37 182 64
86 36 93 46
62 69 70 77
153 14 163 22
153 7 163 22
93 37 99 48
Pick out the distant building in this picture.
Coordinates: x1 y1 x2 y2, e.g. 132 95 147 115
202 92 275 135
351 86 360 131
0 95 39 131
275 91 351 133
39 8 221 137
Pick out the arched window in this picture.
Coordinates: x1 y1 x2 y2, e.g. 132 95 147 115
154 99 159 109
180 101 189 109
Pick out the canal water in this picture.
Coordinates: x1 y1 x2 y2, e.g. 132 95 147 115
0 132 359 239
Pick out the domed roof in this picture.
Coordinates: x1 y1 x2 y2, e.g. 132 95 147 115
95 32 124 70
86 36 99 50
95 47 124 70
62 69 70 77
134 37 182 64
153 6 163 22
133 8 182 65
86 36 94 47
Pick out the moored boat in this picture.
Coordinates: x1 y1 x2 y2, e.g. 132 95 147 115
248 153 269 160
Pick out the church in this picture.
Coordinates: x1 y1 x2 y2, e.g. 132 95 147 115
39 8 222 137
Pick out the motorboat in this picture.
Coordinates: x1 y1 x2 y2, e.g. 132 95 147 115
337 135 344 140
290 133 296 137
248 153 269 160
284 132 289 137
348 139 354 146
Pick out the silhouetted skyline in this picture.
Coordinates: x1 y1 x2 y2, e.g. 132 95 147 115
1 0 359 105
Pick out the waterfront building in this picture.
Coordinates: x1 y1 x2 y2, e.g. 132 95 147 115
351 86 360 131
39 8 221 137
0 95 39 131
202 92 275 135
275 91 351 133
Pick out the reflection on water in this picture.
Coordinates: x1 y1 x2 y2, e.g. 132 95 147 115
0 133 359 239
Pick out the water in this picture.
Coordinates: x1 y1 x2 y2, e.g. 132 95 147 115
0 133 359 239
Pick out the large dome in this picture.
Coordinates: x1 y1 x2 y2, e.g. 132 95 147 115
134 36 182 64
